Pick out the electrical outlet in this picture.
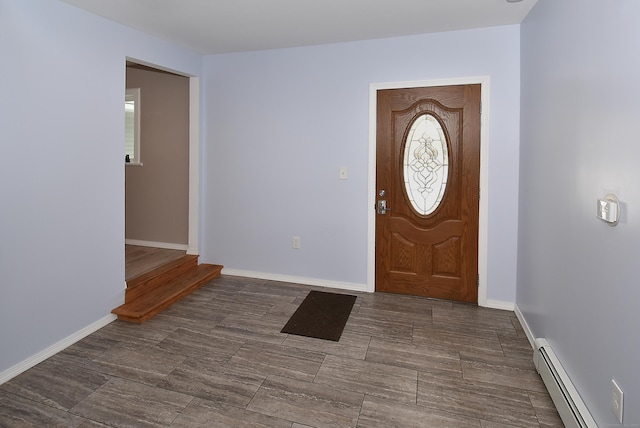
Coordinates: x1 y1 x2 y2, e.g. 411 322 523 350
611 379 623 424
339 166 348 180
292 236 301 249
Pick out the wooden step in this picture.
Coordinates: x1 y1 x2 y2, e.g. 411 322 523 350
112 263 223 323
125 255 199 303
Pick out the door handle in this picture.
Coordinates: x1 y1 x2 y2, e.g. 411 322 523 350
377 200 391 215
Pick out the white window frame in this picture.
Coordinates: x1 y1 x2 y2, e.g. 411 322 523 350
125 88 142 166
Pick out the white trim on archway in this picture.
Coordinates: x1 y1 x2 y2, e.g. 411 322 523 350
125 58 200 257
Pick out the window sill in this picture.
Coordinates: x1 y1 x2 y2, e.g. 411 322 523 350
125 162 143 167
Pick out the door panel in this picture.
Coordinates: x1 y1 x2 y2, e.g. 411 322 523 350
375 85 480 303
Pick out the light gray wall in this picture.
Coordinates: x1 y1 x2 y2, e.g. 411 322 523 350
0 0 201 374
518 0 640 424
126 67 190 246
202 26 521 303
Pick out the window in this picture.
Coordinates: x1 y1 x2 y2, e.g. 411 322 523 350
403 113 449 215
125 88 141 165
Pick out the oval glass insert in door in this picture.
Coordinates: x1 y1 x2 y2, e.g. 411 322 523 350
403 113 449 216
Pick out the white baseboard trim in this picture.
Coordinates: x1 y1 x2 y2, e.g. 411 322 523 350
221 270 517 307
0 314 117 385
221 268 369 293
514 303 535 348
125 239 189 251
485 299 515 311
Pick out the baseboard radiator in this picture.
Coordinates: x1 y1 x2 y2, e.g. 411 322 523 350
533 339 597 428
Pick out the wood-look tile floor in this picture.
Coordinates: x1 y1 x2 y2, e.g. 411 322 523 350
0 276 563 427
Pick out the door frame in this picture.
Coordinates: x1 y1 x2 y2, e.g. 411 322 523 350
125 57 200 256
186 75 200 255
367 76 490 307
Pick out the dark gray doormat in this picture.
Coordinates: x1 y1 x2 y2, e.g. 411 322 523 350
281 291 357 341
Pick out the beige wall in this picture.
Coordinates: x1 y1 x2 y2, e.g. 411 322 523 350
125 66 189 245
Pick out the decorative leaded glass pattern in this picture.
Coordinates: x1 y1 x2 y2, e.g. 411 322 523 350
403 113 449 215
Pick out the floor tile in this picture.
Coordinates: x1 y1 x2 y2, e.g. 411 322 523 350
267 300 301 318
155 327 245 362
171 397 292 427
535 409 564 427
282 330 370 360
0 357 110 411
360 292 453 313
355 306 431 326
77 420 114 427
499 333 536 360
146 310 226 334
413 323 504 355
358 395 481 428
314 355 418 403
527 390 555 411
366 336 462 374
343 313 413 342
247 375 363 428
57 333 119 362
417 370 540 427
431 305 518 335
157 357 265 407
159 300 230 329
86 342 186 385
510 316 530 339
239 280 302 302
461 360 547 393
91 318 174 347
213 274 266 287
209 323 287 346
206 292 275 318
459 348 534 371
528 391 564 427
218 312 289 339
480 421 525 428
0 390 86 427
70 377 193 427
228 340 325 382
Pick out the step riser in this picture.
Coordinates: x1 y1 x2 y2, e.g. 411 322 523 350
112 264 222 323
116 268 221 323
125 256 198 303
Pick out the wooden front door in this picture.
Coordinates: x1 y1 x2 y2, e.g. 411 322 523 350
375 85 480 303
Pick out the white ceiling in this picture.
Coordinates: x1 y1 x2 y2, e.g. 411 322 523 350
60 0 537 55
